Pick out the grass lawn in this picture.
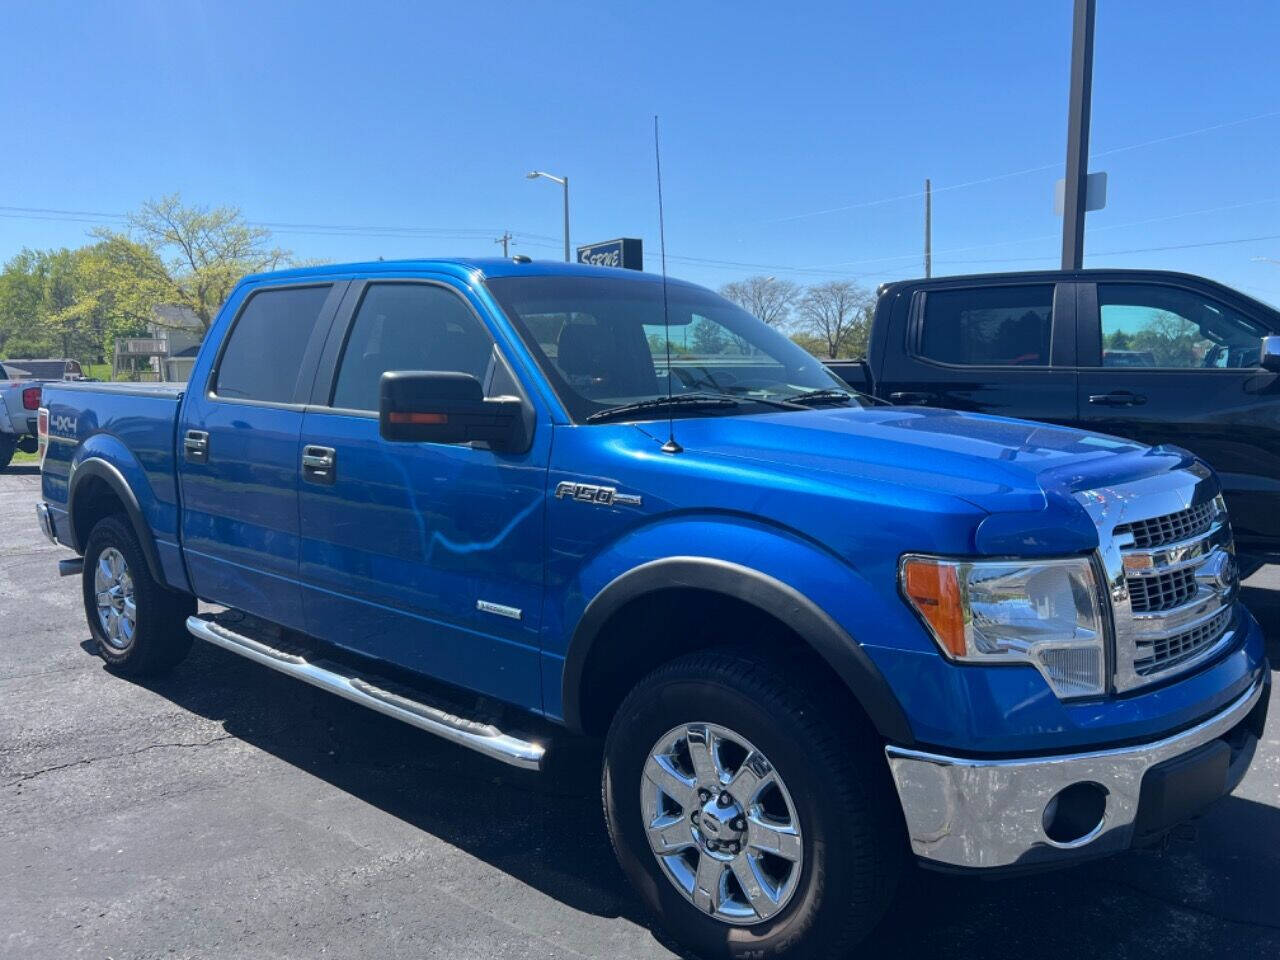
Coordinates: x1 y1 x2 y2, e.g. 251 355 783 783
12 449 38 464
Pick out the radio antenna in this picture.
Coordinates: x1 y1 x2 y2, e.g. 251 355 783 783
654 115 682 454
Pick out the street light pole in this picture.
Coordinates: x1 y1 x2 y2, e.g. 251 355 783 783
526 170 571 262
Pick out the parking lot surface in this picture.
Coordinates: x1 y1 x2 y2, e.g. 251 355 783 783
2 463 1278 959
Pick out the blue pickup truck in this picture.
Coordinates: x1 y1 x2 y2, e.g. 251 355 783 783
37 259 1270 959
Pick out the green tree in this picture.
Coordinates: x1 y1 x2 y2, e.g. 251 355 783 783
690 317 729 354
1105 329 1133 350
96 193 290 333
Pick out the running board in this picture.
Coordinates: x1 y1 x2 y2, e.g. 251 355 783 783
186 615 545 770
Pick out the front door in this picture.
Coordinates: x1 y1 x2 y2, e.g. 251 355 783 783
875 280 1078 424
1074 280 1280 558
178 281 346 630
296 278 548 708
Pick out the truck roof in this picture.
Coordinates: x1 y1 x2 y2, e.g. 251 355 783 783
875 267 1274 316
242 257 672 286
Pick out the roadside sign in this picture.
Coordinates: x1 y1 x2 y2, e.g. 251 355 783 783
577 237 644 270
1055 171 1107 214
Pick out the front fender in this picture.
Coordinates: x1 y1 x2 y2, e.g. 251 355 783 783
551 516 917 745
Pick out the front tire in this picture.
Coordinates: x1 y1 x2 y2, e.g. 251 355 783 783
81 515 195 676
0 434 15 472
603 650 903 959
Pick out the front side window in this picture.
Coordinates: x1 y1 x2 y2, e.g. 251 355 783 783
1098 284 1266 369
331 283 494 411
215 285 332 403
919 285 1054 366
486 275 849 422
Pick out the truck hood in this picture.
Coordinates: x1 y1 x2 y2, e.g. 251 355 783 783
661 405 1205 552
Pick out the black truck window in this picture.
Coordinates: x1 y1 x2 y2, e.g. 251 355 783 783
215 285 332 403
919 285 1054 366
330 283 493 412
1098 283 1266 369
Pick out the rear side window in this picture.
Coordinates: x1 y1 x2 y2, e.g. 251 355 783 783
215 285 332 403
330 283 494 412
919 285 1054 366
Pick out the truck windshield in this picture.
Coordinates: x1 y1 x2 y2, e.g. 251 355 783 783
486 274 854 423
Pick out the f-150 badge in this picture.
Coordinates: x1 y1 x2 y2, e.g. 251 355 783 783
554 481 642 507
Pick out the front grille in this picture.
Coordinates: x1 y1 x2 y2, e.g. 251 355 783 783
1134 608 1233 675
1128 567 1198 613
1091 482 1237 692
1118 501 1214 549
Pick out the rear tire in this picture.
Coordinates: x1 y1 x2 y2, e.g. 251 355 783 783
81 515 195 676
603 649 903 959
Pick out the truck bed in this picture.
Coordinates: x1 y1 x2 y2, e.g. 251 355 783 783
40 380 187 589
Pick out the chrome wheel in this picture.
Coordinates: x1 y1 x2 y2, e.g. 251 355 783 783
642 722 804 925
94 547 136 650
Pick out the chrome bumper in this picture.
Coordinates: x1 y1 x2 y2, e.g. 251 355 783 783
885 675 1265 870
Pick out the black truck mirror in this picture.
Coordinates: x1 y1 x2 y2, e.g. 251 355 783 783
1261 335 1280 372
379 371 528 452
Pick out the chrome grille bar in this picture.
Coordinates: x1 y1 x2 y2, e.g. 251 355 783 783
1075 465 1238 693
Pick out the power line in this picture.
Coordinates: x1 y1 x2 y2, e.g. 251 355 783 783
808 195 1280 271
761 108 1280 225
934 232 1280 267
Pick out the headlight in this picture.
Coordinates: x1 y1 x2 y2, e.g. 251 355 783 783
901 555 1107 699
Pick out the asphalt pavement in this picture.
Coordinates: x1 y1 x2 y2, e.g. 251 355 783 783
3 463 1278 959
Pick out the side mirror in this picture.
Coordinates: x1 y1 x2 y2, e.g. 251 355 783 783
1261 335 1280 372
379 371 528 452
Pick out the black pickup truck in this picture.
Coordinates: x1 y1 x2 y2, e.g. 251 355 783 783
827 269 1280 574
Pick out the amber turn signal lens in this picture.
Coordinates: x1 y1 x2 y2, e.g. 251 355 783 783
902 558 967 658
388 411 448 424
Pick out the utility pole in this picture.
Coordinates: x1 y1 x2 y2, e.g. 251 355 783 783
924 178 932 278
494 231 513 257
1061 0 1096 270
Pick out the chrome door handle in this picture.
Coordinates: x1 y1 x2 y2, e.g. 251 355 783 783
302 445 337 485
183 429 209 463
888 391 938 405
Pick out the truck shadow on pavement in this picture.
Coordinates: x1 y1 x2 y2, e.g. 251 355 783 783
96 615 1280 958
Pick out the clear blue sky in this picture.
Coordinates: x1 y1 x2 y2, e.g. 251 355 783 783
2 0 1278 305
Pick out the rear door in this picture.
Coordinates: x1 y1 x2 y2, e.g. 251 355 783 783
294 277 549 707
1074 279 1280 557
178 281 347 630
875 280 1078 424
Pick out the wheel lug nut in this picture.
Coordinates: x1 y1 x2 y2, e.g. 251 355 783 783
732 817 745 831
717 792 731 807
690 811 700 823
728 841 740 854
698 789 711 802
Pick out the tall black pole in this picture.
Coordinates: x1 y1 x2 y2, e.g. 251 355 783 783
924 178 932 278
1061 0 1096 270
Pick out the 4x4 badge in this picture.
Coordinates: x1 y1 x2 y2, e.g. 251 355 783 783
554 481 642 508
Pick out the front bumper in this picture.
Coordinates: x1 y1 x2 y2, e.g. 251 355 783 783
885 670 1268 871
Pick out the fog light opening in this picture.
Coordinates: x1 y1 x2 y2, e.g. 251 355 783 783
1043 782 1108 846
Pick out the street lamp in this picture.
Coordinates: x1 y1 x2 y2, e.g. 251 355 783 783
526 170 570 262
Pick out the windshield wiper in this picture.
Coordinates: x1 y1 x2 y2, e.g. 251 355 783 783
781 388 890 407
586 393 741 423
587 391 809 424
